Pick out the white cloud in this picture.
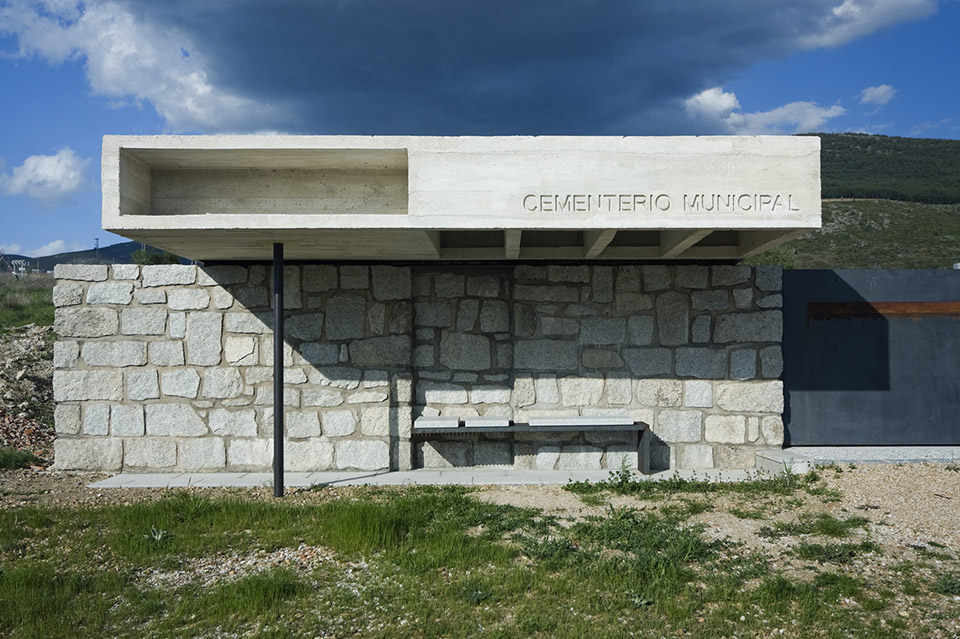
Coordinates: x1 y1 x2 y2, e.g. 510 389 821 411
685 87 846 134
684 87 743 121
25 239 86 257
0 147 90 203
0 0 280 132
0 239 85 257
802 0 937 48
859 84 897 108
911 118 952 136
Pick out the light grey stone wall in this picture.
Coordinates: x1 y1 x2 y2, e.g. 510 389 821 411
53 262 783 473
411 264 783 471
53 263 412 473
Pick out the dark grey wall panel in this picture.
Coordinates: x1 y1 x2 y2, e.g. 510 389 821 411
783 270 960 446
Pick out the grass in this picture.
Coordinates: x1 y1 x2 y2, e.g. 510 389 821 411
932 573 960 596
757 513 870 540
0 274 54 329
908 543 956 561
729 505 768 520
792 540 883 564
564 466 827 501
0 448 46 470
0 484 955 638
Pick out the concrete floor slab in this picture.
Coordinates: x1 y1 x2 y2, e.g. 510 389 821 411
88 468 766 489
756 446 960 475
87 448 960 489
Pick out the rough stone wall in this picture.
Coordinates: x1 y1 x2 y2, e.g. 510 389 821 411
411 264 784 471
52 262 784 473
52 263 413 472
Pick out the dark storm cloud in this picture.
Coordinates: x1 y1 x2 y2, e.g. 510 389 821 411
119 0 934 134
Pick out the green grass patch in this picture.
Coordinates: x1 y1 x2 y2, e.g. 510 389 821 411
0 486 948 638
730 504 768 520
908 543 955 561
805 483 844 502
758 513 870 540
0 562 129 638
0 447 46 470
792 540 882 564
0 276 54 329
565 467 814 500
932 573 960 596
169 568 312 633
577 493 607 507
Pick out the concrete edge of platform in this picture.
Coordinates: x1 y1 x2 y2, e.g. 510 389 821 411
755 446 960 475
88 468 775 489
87 449 960 489
755 449 815 475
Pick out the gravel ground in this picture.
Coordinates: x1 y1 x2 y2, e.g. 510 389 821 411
0 324 55 460
475 464 960 565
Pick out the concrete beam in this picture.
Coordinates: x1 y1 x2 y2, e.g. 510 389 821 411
423 231 441 258
659 230 712 258
584 230 618 258
738 230 806 258
505 230 522 259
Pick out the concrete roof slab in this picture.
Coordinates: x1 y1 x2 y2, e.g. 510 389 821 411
103 135 820 261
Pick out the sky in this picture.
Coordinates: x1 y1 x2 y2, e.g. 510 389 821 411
0 0 958 258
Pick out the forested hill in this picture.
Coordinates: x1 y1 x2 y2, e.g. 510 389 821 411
812 133 960 204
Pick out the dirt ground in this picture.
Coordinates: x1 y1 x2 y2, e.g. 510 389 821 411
474 463 960 553
0 324 54 460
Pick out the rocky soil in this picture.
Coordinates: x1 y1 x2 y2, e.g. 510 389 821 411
0 324 55 460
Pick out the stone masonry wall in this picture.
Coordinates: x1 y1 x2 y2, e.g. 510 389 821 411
52 262 784 473
411 264 784 471
52 263 414 473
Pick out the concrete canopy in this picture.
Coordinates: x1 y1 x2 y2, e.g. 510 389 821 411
103 135 820 262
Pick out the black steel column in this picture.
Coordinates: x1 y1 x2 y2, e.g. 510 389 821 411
273 243 284 497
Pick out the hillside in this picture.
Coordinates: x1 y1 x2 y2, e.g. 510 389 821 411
1 241 180 272
745 133 960 269
757 200 959 269
814 133 960 204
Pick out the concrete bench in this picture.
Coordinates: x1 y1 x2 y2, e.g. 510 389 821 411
413 414 650 472
413 414 644 434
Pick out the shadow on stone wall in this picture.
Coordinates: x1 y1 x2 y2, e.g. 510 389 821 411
52 262 786 473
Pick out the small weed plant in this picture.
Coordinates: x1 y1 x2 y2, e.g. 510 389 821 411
932 573 960 596
142 526 172 543
757 513 869 540
564 465 817 501
0 448 45 470
792 540 882 564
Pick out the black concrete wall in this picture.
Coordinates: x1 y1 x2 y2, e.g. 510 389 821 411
783 269 960 446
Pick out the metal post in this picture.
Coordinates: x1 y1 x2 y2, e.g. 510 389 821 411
273 243 285 497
